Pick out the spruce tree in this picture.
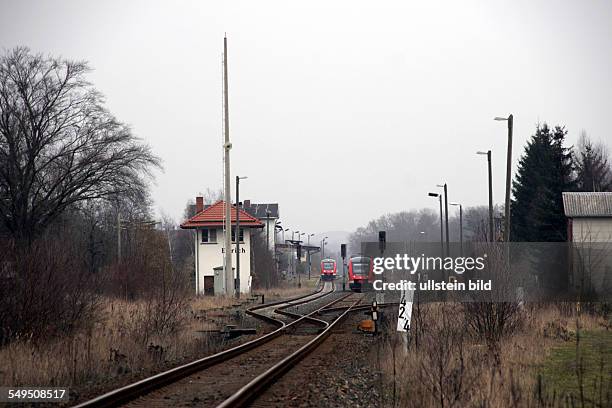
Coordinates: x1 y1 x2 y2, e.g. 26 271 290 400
510 124 575 242
574 132 612 192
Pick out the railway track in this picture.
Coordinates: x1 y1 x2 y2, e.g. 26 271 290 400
73 281 361 408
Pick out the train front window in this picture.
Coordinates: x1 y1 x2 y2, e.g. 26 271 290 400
351 257 370 276
323 262 335 270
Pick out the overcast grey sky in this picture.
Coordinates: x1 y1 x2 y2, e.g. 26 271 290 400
1 0 611 235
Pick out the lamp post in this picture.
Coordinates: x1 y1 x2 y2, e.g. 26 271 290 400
428 193 444 257
298 232 305 286
494 114 513 241
477 150 494 242
235 176 247 298
450 202 463 255
274 221 282 285
284 229 290 276
264 210 271 290
437 183 450 256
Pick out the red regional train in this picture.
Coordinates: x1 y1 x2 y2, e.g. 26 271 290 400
320 258 337 281
348 255 374 292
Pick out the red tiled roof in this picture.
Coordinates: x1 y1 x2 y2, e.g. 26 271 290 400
180 200 264 229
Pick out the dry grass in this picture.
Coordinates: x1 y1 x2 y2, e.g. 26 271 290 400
380 303 610 408
0 285 316 394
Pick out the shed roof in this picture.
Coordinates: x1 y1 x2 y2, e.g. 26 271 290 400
562 192 612 218
243 202 279 219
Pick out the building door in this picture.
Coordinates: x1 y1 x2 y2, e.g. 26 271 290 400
204 276 214 295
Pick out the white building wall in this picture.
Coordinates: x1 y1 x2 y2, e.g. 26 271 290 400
570 218 612 293
196 228 253 295
572 218 612 243
260 218 277 251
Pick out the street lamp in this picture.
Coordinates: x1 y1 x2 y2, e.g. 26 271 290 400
494 114 513 242
428 192 444 257
436 183 450 256
450 202 463 255
235 176 247 298
477 150 494 242
284 228 290 277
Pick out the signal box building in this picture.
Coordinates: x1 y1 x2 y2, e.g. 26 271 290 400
181 198 263 295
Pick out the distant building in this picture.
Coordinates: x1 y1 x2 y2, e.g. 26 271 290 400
181 198 263 295
562 192 612 295
241 200 279 251
563 192 612 242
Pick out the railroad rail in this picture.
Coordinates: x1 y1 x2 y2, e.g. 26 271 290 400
73 281 347 408
217 294 361 407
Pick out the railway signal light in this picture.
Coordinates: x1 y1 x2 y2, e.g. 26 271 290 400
378 231 386 254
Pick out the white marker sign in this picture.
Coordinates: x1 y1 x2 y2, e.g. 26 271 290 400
397 288 415 332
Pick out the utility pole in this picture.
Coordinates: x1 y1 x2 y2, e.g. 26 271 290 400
223 35 233 296
451 203 463 255
443 183 449 256
477 150 494 242
265 210 270 290
487 150 494 242
495 114 513 241
505 115 513 242
235 176 246 298
428 193 444 257
459 204 463 254
307 233 314 281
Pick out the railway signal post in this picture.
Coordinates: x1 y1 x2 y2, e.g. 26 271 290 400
341 244 346 291
377 231 386 304
287 239 303 288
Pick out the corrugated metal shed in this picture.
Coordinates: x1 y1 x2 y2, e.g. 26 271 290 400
562 192 612 217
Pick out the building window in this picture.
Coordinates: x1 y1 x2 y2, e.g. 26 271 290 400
201 228 217 243
231 227 244 242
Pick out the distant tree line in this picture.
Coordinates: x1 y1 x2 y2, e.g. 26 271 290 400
348 205 502 253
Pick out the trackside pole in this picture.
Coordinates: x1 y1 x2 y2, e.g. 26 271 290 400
341 244 346 291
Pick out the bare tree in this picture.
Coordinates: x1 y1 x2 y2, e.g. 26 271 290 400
0 47 160 242
574 131 612 192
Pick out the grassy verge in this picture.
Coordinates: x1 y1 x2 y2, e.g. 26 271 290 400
539 328 612 405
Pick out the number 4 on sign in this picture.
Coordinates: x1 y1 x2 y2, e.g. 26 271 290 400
397 288 414 332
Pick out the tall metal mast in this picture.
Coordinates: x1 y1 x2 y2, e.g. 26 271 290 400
223 35 233 296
